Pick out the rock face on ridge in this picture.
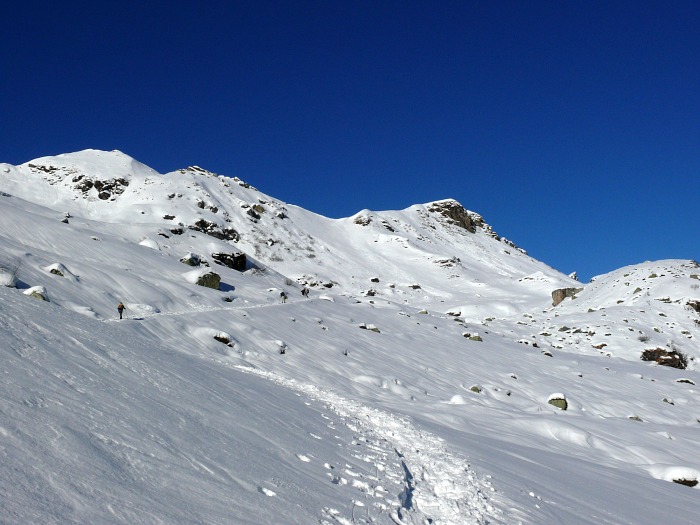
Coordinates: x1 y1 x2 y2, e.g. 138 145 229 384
427 199 478 233
1 148 576 313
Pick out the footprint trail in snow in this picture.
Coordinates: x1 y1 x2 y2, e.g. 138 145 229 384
234 365 503 525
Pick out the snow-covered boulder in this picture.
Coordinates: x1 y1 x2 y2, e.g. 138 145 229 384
547 393 568 410
183 268 221 290
139 238 160 250
43 263 77 282
24 286 49 301
180 252 205 266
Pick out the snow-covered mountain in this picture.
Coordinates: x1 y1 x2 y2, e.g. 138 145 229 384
1 149 698 524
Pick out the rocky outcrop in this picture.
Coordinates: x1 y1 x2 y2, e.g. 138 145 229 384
353 214 371 226
72 175 129 200
551 287 584 306
641 348 687 369
212 252 246 271
27 161 131 201
427 200 477 233
188 219 240 242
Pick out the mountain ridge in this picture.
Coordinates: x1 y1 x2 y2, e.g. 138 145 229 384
2 149 575 314
1 149 699 524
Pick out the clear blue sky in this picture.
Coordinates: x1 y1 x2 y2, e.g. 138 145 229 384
2 1 698 282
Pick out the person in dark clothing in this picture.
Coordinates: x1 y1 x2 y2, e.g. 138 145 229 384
117 302 125 319
301 286 310 298
280 291 287 303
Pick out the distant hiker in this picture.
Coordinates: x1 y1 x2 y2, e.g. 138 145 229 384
301 286 310 298
117 302 125 319
280 291 287 303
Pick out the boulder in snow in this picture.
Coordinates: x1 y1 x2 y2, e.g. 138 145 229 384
180 253 206 267
640 348 687 369
24 286 49 301
183 268 221 290
548 393 568 410
211 251 246 271
551 287 584 306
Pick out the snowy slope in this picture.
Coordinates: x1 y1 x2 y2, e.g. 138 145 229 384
1 150 699 525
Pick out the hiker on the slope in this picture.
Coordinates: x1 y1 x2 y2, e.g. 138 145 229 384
280 291 287 303
117 302 125 319
301 286 310 298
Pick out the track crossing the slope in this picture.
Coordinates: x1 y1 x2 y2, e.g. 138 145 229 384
230 365 504 525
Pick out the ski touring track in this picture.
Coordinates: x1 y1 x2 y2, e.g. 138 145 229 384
231 364 504 525
103 297 301 322
105 301 504 522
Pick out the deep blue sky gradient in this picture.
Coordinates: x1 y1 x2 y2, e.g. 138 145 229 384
2 1 698 281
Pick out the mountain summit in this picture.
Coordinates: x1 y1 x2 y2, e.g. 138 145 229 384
1 150 699 524
2 149 575 315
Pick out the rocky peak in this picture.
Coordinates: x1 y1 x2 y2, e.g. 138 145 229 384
426 199 478 233
23 149 157 202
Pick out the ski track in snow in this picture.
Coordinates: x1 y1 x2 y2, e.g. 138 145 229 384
103 299 296 322
232 364 503 525
106 303 502 523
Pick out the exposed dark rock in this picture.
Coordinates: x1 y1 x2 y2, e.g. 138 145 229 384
435 256 460 268
686 300 700 314
212 252 246 271
673 478 698 487
641 348 687 369
74 178 94 192
552 287 584 306
548 396 568 410
195 271 221 290
427 200 477 233
381 220 395 232
188 219 239 241
213 334 232 346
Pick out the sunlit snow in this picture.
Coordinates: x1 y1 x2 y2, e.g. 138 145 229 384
0 149 698 524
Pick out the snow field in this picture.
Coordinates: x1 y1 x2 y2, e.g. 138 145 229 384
1 150 699 524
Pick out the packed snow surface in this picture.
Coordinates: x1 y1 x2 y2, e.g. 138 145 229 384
1 150 699 524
